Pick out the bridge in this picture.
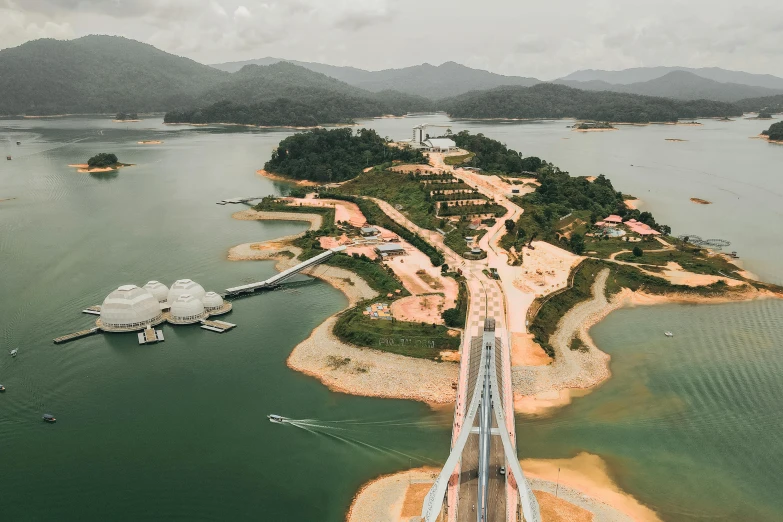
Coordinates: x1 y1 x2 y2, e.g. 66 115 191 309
419 316 541 522
224 246 347 297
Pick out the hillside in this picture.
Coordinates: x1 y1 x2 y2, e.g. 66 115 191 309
211 58 540 99
441 83 742 123
165 62 435 126
0 36 227 115
561 66 783 90
559 71 783 102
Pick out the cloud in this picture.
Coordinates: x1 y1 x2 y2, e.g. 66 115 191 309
2 0 783 79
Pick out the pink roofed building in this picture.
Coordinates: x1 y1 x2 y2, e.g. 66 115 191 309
604 215 623 223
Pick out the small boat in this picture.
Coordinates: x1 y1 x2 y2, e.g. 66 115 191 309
0 384 5 392
6 156 11 161
665 331 674 337
43 414 56 423
16 141 21 145
10 348 18 357
268 414 286 424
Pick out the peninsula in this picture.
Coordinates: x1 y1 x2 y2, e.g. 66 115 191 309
229 125 783 521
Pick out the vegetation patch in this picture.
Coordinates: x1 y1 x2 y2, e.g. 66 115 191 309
334 304 459 360
444 152 475 165
263 128 426 183
762 121 783 141
86 153 128 169
450 131 544 174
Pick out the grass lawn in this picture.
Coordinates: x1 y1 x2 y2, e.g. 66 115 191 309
444 152 475 166
334 171 439 230
614 248 740 276
333 304 460 360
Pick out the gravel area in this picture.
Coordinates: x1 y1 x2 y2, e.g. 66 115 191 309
530 479 635 522
347 467 439 522
288 316 459 404
513 269 618 397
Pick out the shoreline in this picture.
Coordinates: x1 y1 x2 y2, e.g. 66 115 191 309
256 169 321 186
513 270 778 416
228 209 459 405
755 134 783 144
68 163 133 173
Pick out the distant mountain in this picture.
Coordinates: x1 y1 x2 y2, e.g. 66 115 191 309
0 36 227 115
561 66 783 90
165 62 435 126
560 71 783 102
211 58 540 99
441 83 742 123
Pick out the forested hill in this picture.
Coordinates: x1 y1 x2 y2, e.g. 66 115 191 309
441 84 743 123
736 94 783 113
264 128 426 182
164 63 435 126
0 36 227 115
762 122 783 141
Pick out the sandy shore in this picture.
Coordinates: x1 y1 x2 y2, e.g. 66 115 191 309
690 197 712 204
523 453 662 522
138 140 163 145
624 198 642 209
572 127 617 132
68 163 132 173
256 169 320 186
112 119 141 123
346 453 657 522
756 134 783 144
231 208 322 229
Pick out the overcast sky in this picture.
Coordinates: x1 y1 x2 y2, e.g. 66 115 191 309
2 0 783 79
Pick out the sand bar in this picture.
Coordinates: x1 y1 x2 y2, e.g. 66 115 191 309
256 169 320 186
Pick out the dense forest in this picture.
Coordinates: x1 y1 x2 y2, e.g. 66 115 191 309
762 121 783 141
442 84 743 123
166 99 348 127
450 131 544 174
736 94 783 113
87 153 119 168
264 128 426 182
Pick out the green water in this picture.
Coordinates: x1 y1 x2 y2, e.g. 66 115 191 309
0 119 451 521
2 116 783 521
517 299 783 521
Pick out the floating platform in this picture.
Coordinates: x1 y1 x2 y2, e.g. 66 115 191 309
138 327 164 345
217 197 263 205
201 320 237 333
82 305 102 316
54 327 100 344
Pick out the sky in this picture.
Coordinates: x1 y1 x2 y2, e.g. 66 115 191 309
2 0 783 79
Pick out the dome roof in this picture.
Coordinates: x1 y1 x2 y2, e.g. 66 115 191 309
169 294 206 322
202 292 224 309
143 281 169 303
168 279 205 304
100 285 163 331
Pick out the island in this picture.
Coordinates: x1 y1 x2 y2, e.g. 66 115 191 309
113 112 139 122
226 125 782 521
69 153 132 172
761 121 783 143
573 121 616 131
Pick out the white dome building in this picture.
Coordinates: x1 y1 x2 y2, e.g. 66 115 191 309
168 294 207 324
202 292 223 312
202 291 232 315
143 281 170 309
98 285 164 332
168 279 206 304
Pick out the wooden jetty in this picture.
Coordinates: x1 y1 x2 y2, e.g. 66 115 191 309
216 197 263 205
82 305 102 316
138 327 165 345
201 319 237 333
54 327 100 344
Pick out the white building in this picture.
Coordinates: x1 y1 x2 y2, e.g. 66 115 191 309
168 279 206 304
143 281 170 309
168 294 208 324
98 285 165 332
422 138 457 152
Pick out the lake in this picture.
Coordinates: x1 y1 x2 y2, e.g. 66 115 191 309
1 114 781 521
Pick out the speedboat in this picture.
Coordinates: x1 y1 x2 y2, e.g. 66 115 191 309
268 414 285 424
0 384 5 392
665 331 674 337
43 414 56 423
10 348 18 357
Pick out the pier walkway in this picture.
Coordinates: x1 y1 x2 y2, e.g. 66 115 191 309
224 246 346 296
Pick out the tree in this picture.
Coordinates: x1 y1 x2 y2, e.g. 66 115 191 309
87 153 119 168
504 219 516 232
569 233 585 255
441 263 449 273
442 308 464 328
633 246 643 257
